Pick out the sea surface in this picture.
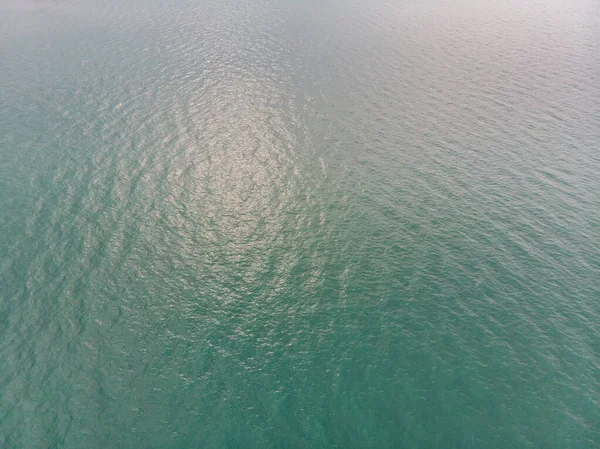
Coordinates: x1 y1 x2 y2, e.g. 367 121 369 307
1 0 599 447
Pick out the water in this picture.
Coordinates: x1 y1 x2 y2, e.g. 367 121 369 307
1 0 599 447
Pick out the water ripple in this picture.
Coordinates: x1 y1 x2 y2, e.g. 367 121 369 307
1 0 599 447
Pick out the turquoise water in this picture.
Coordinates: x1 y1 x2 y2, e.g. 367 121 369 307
1 0 599 447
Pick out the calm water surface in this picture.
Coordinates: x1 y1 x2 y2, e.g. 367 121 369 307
1 0 599 447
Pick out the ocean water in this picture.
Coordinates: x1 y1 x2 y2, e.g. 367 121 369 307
1 0 599 447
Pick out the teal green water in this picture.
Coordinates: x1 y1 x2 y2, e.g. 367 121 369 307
1 0 599 447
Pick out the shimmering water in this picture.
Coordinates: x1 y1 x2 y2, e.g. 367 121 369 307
1 0 599 447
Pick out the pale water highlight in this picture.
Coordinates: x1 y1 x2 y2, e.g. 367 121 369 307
1 0 599 447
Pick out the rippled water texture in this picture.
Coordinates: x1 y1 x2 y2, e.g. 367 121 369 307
1 0 599 447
